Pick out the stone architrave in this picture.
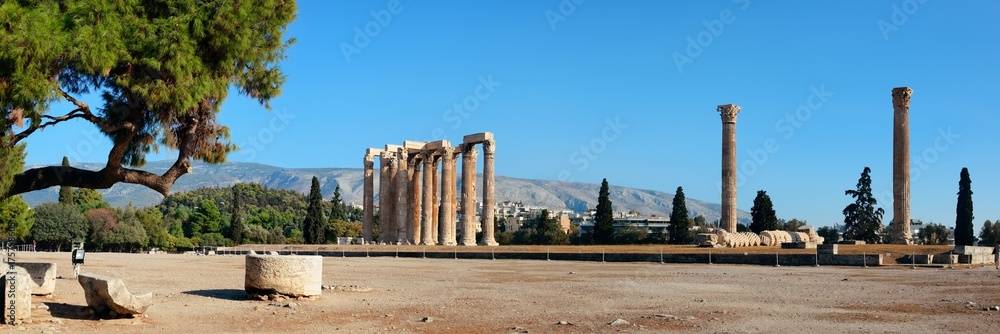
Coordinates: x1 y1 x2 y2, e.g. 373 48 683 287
245 252 322 298
420 153 435 245
438 146 457 245
717 104 741 233
395 148 409 244
479 138 499 246
78 273 153 317
459 144 478 246
892 87 913 244
363 152 376 243
377 152 392 244
1 268 31 324
408 155 422 244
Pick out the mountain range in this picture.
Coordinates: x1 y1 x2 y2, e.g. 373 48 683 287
21 161 750 222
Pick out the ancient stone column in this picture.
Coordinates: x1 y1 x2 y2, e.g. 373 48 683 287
450 149 460 244
363 153 375 243
459 144 478 246
431 156 440 242
408 155 422 245
377 152 392 244
718 104 741 233
438 146 457 245
395 149 409 244
384 152 399 243
479 139 499 246
892 87 913 244
420 153 435 245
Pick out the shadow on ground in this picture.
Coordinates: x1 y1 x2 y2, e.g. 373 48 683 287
44 302 94 320
183 289 248 301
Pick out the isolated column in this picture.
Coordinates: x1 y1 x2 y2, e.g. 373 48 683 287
479 139 499 246
420 153 435 245
409 156 422 244
892 87 913 244
363 153 375 243
459 144 478 246
396 149 410 244
717 104 741 233
438 146 457 245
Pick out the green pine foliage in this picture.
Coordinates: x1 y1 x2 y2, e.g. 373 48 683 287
31 203 88 251
749 190 779 234
669 186 693 244
303 176 326 244
955 168 975 246
593 178 615 244
842 167 885 243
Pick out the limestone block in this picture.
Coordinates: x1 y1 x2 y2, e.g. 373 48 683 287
245 253 322 298
1 268 32 324
78 273 153 317
13 262 56 295
818 244 838 254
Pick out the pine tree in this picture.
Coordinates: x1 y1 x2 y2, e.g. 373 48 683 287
955 167 975 246
303 176 326 244
330 185 345 221
58 157 73 204
230 185 245 245
593 178 615 244
842 167 885 243
749 190 779 234
669 186 693 244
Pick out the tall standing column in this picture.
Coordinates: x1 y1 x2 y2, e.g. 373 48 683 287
363 153 375 244
395 149 409 244
717 104 741 233
420 153 435 245
449 149 460 245
377 152 392 244
431 157 440 242
384 153 399 243
892 87 913 244
408 156 422 244
438 146 456 245
459 144 478 246
479 139 499 246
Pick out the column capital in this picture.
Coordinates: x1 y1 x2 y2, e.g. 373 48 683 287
483 139 495 156
892 87 913 109
717 104 741 123
440 146 455 158
461 143 479 158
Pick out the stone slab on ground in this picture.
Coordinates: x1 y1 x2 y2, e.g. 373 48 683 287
78 273 153 317
781 242 817 249
817 244 838 254
1 268 32 324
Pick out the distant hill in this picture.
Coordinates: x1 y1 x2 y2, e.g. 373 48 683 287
21 161 750 222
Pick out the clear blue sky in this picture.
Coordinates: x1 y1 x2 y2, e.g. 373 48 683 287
22 1 1000 229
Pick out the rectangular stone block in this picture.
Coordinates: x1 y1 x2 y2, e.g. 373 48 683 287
817 244 838 254
953 245 993 256
365 148 385 156
423 140 450 151
403 141 426 150
838 240 866 245
13 262 56 295
1 269 32 324
462 132 493 144
782 242 816 249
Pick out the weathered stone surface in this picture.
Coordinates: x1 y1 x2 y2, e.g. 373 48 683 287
891 87 913 244
717 104 741 233
13 262 56 295
781 242 817 249
817 244 838 255
245 253 322 298
78 273 152 317
1 268 32 324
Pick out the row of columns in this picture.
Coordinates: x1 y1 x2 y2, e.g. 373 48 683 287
362 132 498 246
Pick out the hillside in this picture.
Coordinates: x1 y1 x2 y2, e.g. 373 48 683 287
21 161 750 222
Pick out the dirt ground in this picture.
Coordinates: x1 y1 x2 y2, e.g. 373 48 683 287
8 249 1000 333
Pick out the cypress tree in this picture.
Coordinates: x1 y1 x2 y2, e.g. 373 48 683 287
58 156 73 204
955 167 974 246
593 178 615 244
230 185 245 245
669 186 693 244
303 176 326 244
749 190 779 234
330 185 345 221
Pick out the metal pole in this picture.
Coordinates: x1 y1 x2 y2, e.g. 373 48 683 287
863 251 867 268
775 251 780 267
709 248 712 265
911 252 915 269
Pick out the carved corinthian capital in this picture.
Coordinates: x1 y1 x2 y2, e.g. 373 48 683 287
892 87 913 111
717 104 741 123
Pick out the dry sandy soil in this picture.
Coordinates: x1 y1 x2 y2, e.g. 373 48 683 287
7 248 1000 333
